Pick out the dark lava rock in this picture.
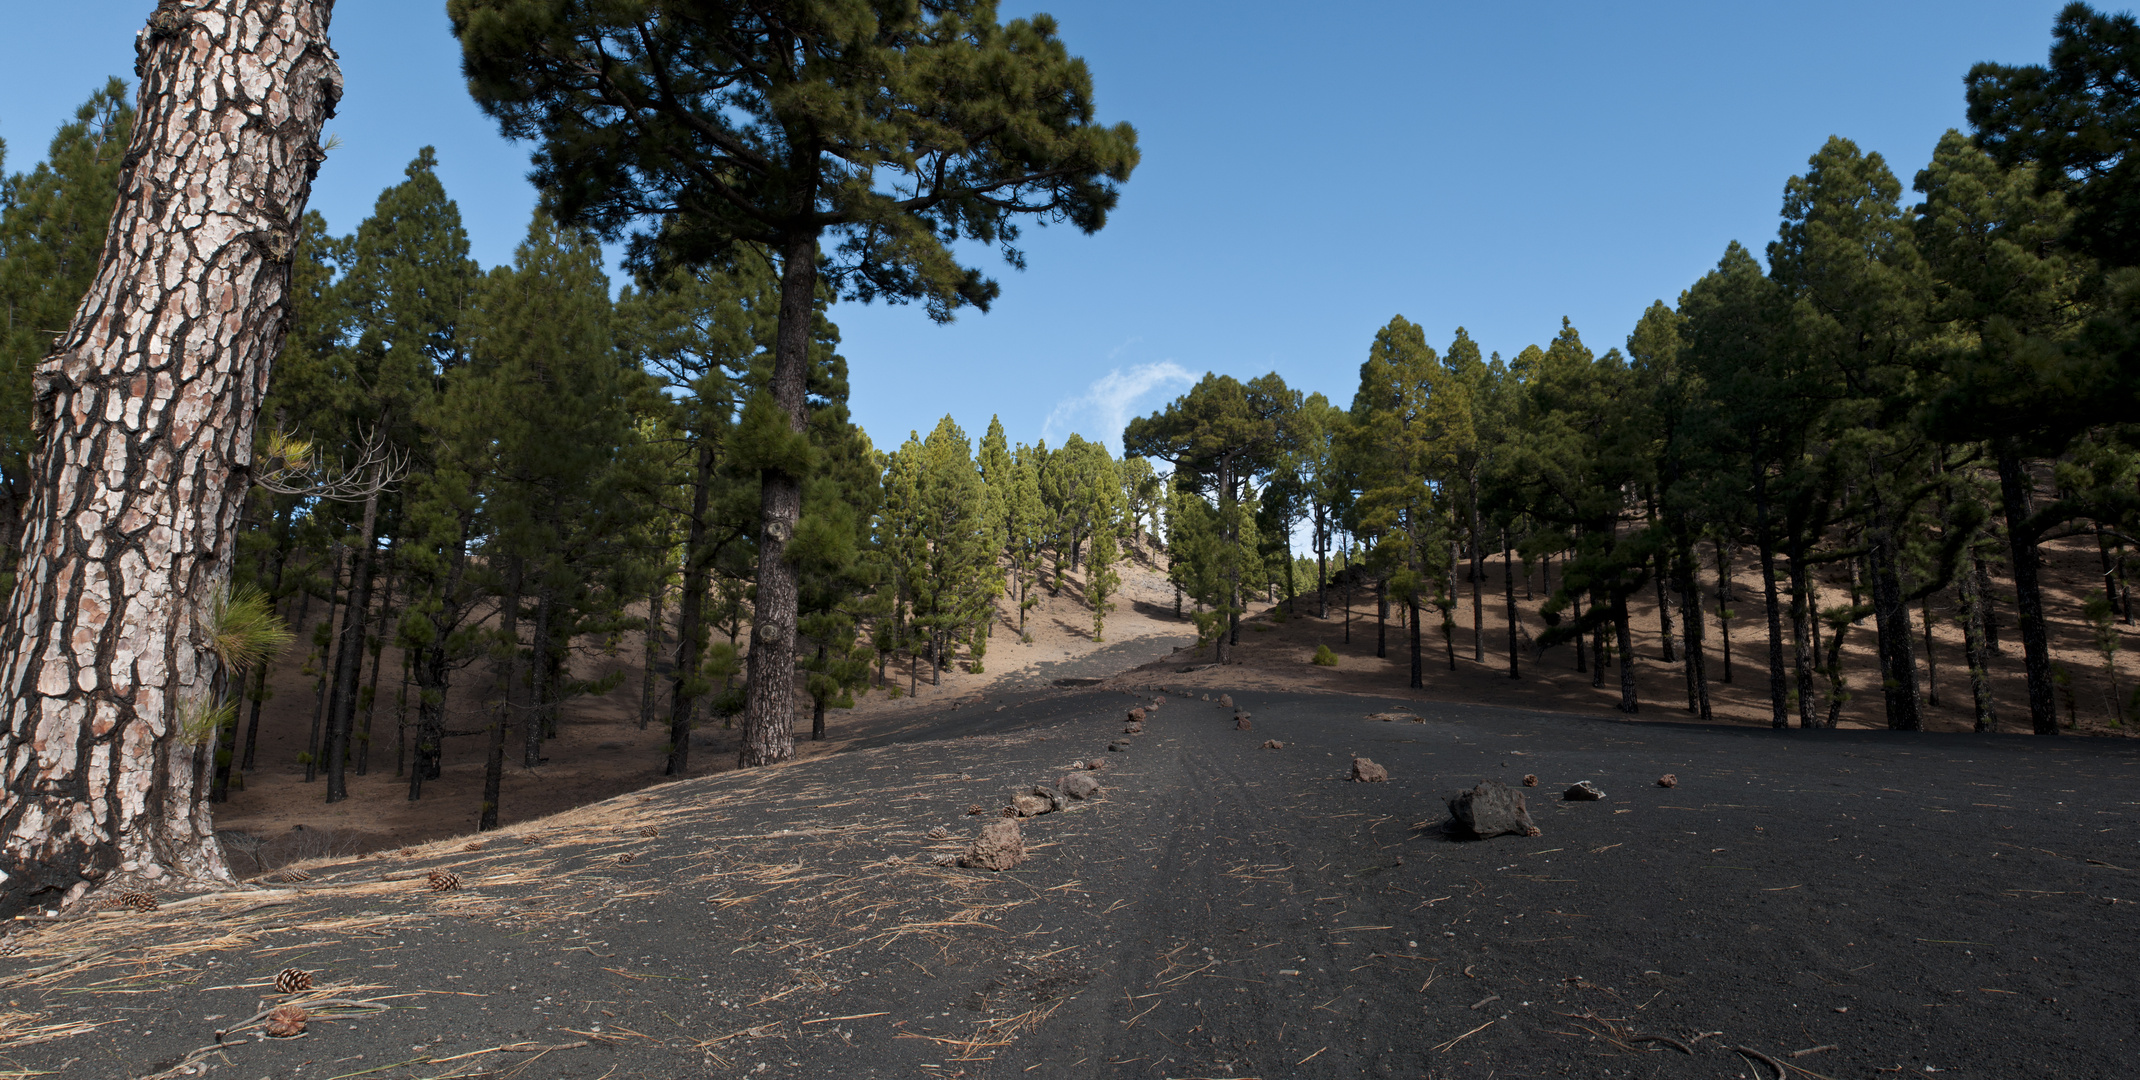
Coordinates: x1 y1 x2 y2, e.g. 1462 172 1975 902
1447 780 1542 839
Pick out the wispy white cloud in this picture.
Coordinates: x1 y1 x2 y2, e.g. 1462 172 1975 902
1043 360 1194 455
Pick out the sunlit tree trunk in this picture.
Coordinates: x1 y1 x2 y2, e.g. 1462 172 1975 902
0 0 338 914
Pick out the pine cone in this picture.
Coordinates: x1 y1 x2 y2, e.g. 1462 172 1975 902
462 841 484 852
396 847 417 858
639 826 659 838
261 1005 308 1038
1522 774 1539 787
426 871 461 892
999 806 1018 818
616 852 637 865
931 854 958 867
274 868 312 884
118 890 158 912
966 804 985 815
274 967 313 993
0 938 21 958
521 835 542 846
928 826 950 840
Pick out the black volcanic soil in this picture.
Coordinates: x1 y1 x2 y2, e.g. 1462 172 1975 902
3 686 2136 1079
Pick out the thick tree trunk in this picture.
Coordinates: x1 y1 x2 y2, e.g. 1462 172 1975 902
0 0 339 913
409 513 469 799
1994 444 2057 734
739 227 817 769
325 482 382 802
1865 489 1922 732
1678 546 1711 720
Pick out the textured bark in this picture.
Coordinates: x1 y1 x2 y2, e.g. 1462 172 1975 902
1754 484 1788 728
0 0 339 914
1502 530 1518 679
738 228 814 769
1613 589 1637 714
1374 581 1387 660
303 544 344 783
1678 546 1711 721
408 513 469 799
1865 489 1922 732
1788 548 1816 730
354 552 393 776
638 577 664 731
480 557 522 832
1714 540 1735 684
1957 547 1997 732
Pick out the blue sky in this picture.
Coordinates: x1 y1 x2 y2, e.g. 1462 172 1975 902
0 1 2082 458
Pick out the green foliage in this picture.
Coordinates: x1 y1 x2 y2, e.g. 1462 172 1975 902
1312 644 1339 667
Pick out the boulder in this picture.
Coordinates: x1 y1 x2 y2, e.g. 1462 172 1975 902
1010 793 1054 817
1446 780 1541 839
1350 756 1388 782
962 821 1026 870
1060 773 1102 800
1262 739 1285 750
1563 780 1606 801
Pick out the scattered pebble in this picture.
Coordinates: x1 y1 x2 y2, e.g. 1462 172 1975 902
1564 781 1606 801
1658 774 1678 788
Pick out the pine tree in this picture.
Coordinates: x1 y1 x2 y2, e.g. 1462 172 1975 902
454 0 1138 768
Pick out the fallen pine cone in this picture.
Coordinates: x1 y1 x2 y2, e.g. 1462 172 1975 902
426 871 461 891
1658 774 1679 788
1262 740 1284 750
931 853 958 867
617 852 637 865
462 841 485 852
928 826 951 840
639 825 660 838
0 938 21 958
966 804 985 815
1522 774 1539 787
273 868 312 884
396 847 417 858
260 1005 308 1038
521 835 542 846
274 967 313 994
115 890 158 912
999 806 1018 818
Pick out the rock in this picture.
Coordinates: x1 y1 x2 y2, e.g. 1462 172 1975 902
962 820 1026 870
1262 739 1284 750
1521 774 1539 787
1155 695 1167 705
1060 773 1101 800
1127 707 1147 723
1108 741 1129 752
928 825 950 840
967 804 986 815
1234 714 1253 730
1085 758 1106 770
1011 793 1053 817
1122 724 1143 735
1446 780 1542 839
1657 774 1678 788
1031 785 1069 812
1350 756 1388 782
931 853 958 867
1563 780 1606 801
1219 694 1234 709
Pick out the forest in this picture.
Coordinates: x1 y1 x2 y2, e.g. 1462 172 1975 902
0 1 2137 908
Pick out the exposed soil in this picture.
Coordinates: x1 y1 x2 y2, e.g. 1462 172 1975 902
2 686 2134 1078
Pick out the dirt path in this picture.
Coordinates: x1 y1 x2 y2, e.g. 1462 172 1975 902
7 686 2134 1078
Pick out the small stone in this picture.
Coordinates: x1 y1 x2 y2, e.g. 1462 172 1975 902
1521 774 1539 787
261 1005 308 1038
961 820 1026 871
1030 785 1070 812
1563 780 1606 801
1262 740 1284 750
1155 695 1167 705
1109 741 1128 752
1219 694 1234 709
1085 758 1106 770
1123 724 1143 735
1446 780 1542 839
1127 707 1147 723
1011 793 1054 817
1235 715 1253 730
617 852 637 865
1350 757 1388 783
1060 773 1101 800
966 804 986 815
1657 774 1678 788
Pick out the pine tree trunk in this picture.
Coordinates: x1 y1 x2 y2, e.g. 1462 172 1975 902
1921 596 1939 710
1574 589 1588 673
1409 593 1424 690
409 513 469 799
305 544 345 783
1715 540 1735 684
355 554 394 776
638 576 665 731
1865 489 1922 732
1958 545 1997 732
1615 589 1637 714
1375 580 1387 660
237 514 292 776
1470 491 1484 661
1679 546 1711 720
739 226 816 769
668 439 715 775
1995 443 2057 734
0 0 339 912
1502 530 1519 679
326 481 382 802
481 557 522 832
1649 494 1674 663
525 587 551 768
1788 547 1816 730
1315 507 1329 619
811 642 828 741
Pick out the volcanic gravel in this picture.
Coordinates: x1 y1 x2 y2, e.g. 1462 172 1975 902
2 689 2135 1078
